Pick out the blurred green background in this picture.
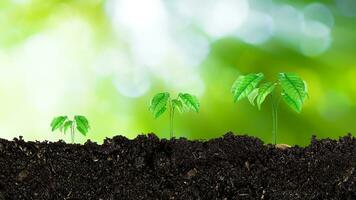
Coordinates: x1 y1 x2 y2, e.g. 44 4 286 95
0 0 355 146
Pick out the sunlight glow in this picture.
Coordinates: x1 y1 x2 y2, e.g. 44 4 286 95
109 0 167 32
237 11 274 44
95 49 151 98
200 0 250 38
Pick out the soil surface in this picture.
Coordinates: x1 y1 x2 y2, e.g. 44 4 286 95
0 133 355 200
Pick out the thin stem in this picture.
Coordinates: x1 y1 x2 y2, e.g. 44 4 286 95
271 94 281 145
171 107 175 138
71 121 75 143
169 100 174 138
271 97 276 144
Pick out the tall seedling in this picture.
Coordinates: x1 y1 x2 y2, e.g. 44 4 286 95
149 92 200 138
51 115 90 143
231 72 308 144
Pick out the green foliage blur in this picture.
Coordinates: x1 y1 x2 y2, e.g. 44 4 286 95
0 0 355 146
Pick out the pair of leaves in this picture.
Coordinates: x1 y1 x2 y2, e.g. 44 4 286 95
149 92 200 118
61 120 73 134
172 99 183 113
247 82 276 110
51 116 68 131
232 73 275 109
232 72 308 112
50 115 90 136
232 73 264 102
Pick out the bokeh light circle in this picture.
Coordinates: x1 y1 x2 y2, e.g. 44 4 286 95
300 20 332 56
237 11 274 44
303 3 334 28
96 50 151 98
272 5 303 42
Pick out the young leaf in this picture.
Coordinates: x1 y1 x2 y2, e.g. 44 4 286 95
256 82 276 110
231 73 264 102
149 92 170 118
172 99 183 113
178 93 200 112
278 73 307 113
281 92 302 113
75 116 90 136
63 120 73 134
247 88 259 106
51 116 68 131
154 107 167 118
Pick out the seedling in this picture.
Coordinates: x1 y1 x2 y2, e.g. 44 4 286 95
149 92 200 138
231 72 308 144
50 115 90 143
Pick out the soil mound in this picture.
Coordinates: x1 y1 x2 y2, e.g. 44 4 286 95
0 133 355 199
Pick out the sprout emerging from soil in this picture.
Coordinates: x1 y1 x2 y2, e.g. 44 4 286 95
231 72 308 144
51 115 90 143
149 92 200 138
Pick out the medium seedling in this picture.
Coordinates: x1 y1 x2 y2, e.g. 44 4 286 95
231 72 308 144
51 115 90 143
149 92 200 138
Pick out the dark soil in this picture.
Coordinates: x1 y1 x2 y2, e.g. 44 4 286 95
0 133 355 200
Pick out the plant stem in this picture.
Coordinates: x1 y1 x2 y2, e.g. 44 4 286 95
71 121 75 143
271 94 281 145
171 107 175 138
169 100 174 138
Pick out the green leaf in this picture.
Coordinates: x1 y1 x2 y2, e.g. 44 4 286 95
51 116 68 132
247 88 259 106
178 93 200 112
172 99 183 113
149 92 170 118
74 116 90 136
256 82 276 110
278 73 307 113
231 73 264 102
155 107 167 118
63 120 73 134
281 92 302 113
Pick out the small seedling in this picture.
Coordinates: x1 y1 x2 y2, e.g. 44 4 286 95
51 115 90 143
149 92 200 138
231 72 308 144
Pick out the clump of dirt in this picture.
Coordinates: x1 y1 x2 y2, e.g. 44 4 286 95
0 133 355 200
